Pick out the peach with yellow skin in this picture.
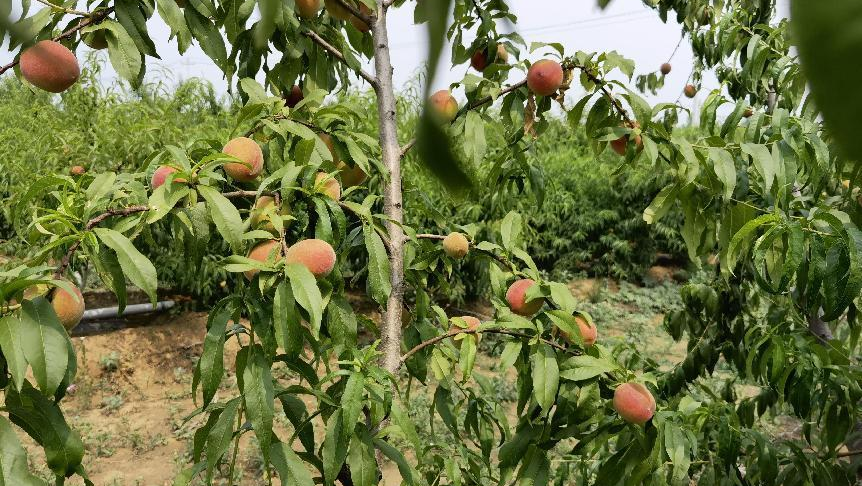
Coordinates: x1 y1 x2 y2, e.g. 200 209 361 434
223 137 264 182
442 232 469 259
613 382 656 425
51 283 85 331
429 90 458 122
338 162 367 188
315 172 342 200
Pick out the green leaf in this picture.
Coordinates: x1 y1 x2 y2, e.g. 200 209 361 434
5 383 84 477
270 439 316 486
373 439 415 485
198 186 243 253
100 20 144 86
242 345 274 465
741 143 777 194
364 225 391 306
85 172 116 201
322 410 348 486
347 434 377 486
273 280 303 356
643 184 678 224
0 415 47 486
0 317 27 390
530 344 558 412
285 263 323 338
501 211 523 251
710 148 737 199
559 355 617 381
199 303 230 408
93 227 158 305
341 373 365 442
19 298 69 396
204 397 239 482
791 0 862 162
155 0 192 52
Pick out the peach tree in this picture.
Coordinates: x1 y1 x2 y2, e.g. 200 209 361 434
1 0 862 485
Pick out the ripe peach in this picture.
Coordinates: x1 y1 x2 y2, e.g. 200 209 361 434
245 240 283 279
349 3 372 32
454 316 481 346
325 0 352 21
442 232 469 259
613 382 656 425
286 85 304 108
338 161 367 187
319 133 340 163
527 59 563 97
684 84 697 99
315 172 342 200
610 131 643 156
559 315 597 347
51 282 85 331
151 166 187 190
506 279 543 316
429 90 458 122
660 62 671 75
249 196 289 231
296 0 323 18
20 40 80 93
285 239 337 277
471 44 508 71
223 137 264 182
70 165 86 176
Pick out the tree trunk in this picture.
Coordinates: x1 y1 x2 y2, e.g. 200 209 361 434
371 3 405 375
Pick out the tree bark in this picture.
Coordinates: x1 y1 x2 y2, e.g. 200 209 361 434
371 3 405 375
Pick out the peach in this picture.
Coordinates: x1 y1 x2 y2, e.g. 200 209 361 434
660 62 671 75
349 3 372 32
338 161 367 187
296 0 323 18
319 133 340 163
245 240 283 279
506 279 543 316
442 232 469 259
610 133 643 156
527 59 563 97
471 44 508 71
223 137 264 182
51 282 85 331
151 166 187 190
20 40 80 93
454 316 481 346
286 85 304 108
285 239 337 277
559 315 597 347
315 172 342 200
684 84 697 99
70 165 86 176
613 382 656 425
429 90 458 122
324 0 352 21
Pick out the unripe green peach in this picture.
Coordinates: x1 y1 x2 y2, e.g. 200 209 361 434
285 239 337 277
527 59 563 97
429 90 458 122
296 0 323 18
613 382 656 425
506 279 543 316
223 137 264 182
315 172 342 200
442 232 469 259
51 282 85 331
245 240 283 279
20 40 80 93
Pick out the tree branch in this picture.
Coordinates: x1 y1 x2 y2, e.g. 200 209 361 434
399 80 528 158
0 7 114 76
54 205 149 278
335 0 375 25
401 327 579 364
409 233 515 270
303 30 378 89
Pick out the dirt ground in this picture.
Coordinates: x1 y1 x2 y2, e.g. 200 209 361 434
17 278 685 486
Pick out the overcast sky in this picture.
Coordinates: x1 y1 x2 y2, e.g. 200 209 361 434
3 0 791 106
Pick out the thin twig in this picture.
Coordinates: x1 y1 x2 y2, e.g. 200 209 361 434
400 327 578 364
34 0 89 16
54 205 149 278
303 30 378 89
0 7 114 76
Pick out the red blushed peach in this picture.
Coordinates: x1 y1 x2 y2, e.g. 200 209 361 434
296 0 322 18
454 316 482 347
20 40 80 93
285 239 337 277
51 282 85 331
527 59 563 97
286 85 304 108
471 44 509 71
613 382 656 425
610 133 643 156
660 62 671 75
245 240 283 279
684 84 697 99
506 279 543 316
429 90 458 122
315 172 342 200
151 166 187 190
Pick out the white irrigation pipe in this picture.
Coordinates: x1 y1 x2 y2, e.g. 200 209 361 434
81 300 175 321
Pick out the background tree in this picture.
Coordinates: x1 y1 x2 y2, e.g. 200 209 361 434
1 0 862 485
